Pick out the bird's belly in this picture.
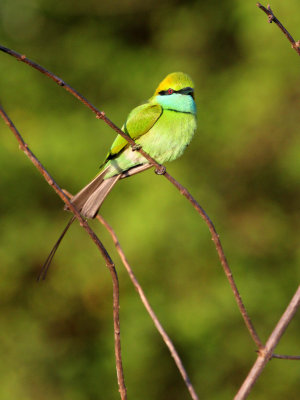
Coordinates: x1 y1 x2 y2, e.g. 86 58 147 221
104 111 196 177
137 111 196 163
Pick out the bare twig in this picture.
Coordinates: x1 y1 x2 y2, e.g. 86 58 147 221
272 353 300 360
163 173 263 349
257 3 300 56
0 44 263 349
234 285 300 400
0 106 127 400
96 214 199 400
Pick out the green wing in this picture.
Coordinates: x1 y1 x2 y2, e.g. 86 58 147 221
101 103 162 166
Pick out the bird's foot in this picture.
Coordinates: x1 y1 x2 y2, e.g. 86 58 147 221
131 144 142 151
155 165 166 175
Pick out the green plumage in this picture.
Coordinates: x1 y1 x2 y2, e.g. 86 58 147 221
71 72 197 218
104 107 196 179
102 103 162 165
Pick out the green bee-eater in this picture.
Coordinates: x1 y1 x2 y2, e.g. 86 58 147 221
40 72 196 278
72 71 196 217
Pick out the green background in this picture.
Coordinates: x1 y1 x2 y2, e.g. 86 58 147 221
0 1 299 399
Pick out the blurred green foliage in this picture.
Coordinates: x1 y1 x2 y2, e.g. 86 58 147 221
0 0 299 399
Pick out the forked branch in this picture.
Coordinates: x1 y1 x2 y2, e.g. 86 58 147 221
235 286 300 400
59 189 200 399
97 214 199 400
0 106 127 400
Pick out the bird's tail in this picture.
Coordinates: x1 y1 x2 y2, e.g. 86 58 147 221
70 164 153 218
63 168 120 219
39 163 153 280
39 169 121 280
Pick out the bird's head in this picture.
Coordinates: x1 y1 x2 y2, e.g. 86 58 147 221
151 72 196 114
153 72 194 99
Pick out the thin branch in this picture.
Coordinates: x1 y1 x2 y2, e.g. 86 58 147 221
0 45 162 172
96 214 199 400
234 285 300 400
272 353 300 360
162 173 263 348
257 3 300 56
0 44 263 349
0 106 127 400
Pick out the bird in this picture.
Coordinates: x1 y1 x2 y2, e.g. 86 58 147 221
39 72 197 279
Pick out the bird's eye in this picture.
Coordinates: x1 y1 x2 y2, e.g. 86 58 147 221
167 88 174 95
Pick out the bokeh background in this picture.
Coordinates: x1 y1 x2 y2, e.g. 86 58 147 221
0 1 299 399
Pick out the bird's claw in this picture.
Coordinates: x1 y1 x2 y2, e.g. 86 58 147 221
131 144 142 151
155 165 166 175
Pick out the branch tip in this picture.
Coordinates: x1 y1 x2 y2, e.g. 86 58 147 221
257 2 300 56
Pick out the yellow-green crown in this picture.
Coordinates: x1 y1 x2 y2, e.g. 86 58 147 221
154 72 194 96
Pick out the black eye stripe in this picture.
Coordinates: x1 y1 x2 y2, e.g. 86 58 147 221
158 87 194 96
158 89 172 95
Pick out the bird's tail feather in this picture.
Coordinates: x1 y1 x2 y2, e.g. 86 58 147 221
65 169 108 212
37 215 76 281
81 174 121 218
40 169 120 279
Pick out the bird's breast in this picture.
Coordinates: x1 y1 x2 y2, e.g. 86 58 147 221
137 110 197 163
